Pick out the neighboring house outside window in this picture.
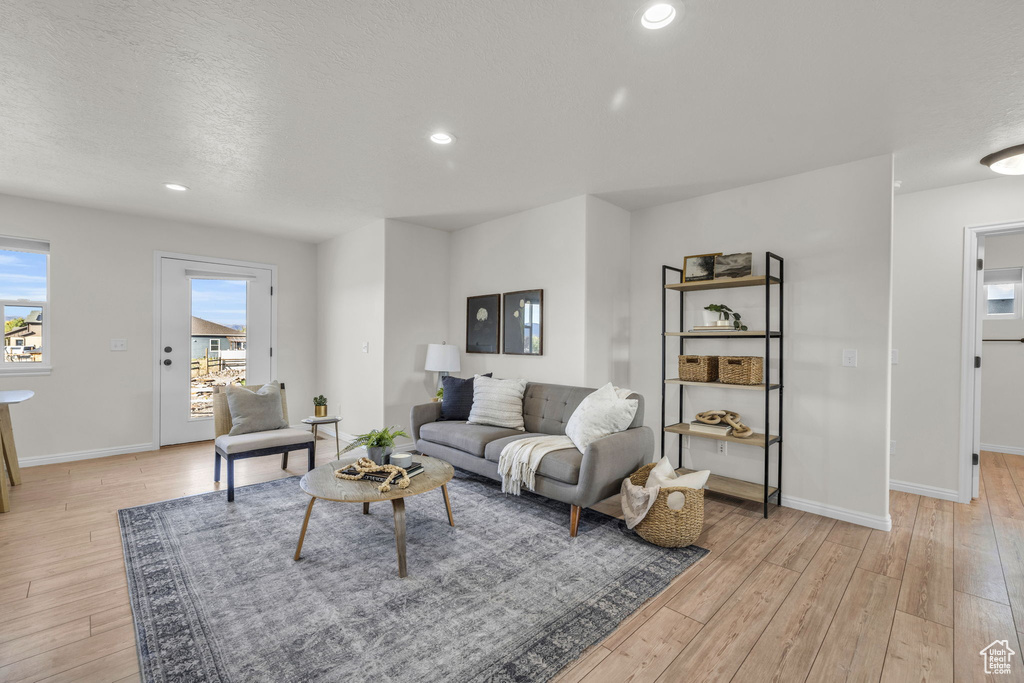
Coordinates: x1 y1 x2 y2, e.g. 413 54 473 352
1 236 50 373
984 267 1023 320
190 316 245 359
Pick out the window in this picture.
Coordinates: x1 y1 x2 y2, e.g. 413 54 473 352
1 236 49 372
984 267 1023 320
209 339 221 351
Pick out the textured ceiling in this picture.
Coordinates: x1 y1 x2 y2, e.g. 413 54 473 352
2 0 1023 241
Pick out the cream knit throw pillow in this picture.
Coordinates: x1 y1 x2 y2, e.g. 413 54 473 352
467 375 528 431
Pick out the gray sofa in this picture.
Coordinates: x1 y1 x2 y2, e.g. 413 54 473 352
410 382 654 536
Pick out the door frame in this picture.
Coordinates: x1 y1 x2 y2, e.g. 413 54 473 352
152 251 278 448
959 220 1024 503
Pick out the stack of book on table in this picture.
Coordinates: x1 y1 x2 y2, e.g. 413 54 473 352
340 460 425 483
691 325 735 332
688 420 733 437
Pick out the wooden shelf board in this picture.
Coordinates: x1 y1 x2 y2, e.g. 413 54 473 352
665 423 779 446
664 379 780 391
665 275 780 292
665 330 780 338
676 468 778 503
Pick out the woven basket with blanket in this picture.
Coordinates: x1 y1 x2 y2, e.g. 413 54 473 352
628 463 705 548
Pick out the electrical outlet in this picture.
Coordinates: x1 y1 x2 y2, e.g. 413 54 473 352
842 349 858 367
110 339 127 352
717 441 727 455
890 440 896 456
361 342 369 354
891 349 899 364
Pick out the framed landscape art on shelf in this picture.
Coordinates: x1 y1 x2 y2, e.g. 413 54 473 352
682 253 721 282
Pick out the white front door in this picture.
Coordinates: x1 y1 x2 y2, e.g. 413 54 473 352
158 256 274 446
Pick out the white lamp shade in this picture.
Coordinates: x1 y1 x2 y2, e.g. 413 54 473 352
425 344 461 372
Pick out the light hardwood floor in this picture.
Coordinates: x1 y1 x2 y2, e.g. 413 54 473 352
1 443 1023 682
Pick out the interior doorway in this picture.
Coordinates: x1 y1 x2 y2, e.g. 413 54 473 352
960 221 1024 501
155 254 275 446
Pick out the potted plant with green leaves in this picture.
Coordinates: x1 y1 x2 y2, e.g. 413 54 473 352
313 394 328 418
703 304 748 331
341 426 410 465
433 387 444 403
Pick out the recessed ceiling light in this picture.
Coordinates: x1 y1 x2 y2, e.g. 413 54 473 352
641 3 677 29
981 144 1024 175
430 133 455 145
164 183 189 191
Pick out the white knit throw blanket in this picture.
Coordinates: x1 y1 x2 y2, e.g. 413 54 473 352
498 435 574 495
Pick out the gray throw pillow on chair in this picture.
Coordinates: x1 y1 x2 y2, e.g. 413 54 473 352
225 381 288 436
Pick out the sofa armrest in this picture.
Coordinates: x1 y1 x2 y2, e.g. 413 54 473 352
410 402 442 442
574 426 654 508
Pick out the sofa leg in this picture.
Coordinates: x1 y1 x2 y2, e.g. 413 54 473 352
281 451 289 470
570 505 581 537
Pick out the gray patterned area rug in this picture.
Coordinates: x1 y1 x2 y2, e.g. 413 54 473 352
119 470 707 683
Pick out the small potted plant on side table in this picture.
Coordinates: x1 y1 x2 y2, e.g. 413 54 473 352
313 395 328 418
341 426 410 465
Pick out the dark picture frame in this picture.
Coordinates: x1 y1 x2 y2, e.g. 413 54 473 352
503 289 543 355
466 294 501 354
683 252 722 282
714 252 753 279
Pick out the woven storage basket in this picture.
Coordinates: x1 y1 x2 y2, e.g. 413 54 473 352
719 356 764 385
678 355 718 383
629 463 705 548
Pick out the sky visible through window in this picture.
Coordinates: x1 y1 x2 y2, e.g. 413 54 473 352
0 249 47 310
191 279 247 328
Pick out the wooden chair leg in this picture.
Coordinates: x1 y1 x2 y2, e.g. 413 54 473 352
227 458 235 502
214 451 221 482
281 451 289 470
570 504 581 537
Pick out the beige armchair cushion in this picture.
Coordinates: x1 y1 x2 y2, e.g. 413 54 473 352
215 428 314 455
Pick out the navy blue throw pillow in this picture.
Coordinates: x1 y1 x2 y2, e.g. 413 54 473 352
440 374 491 421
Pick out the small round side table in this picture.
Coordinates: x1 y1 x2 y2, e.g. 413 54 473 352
300 416 342 459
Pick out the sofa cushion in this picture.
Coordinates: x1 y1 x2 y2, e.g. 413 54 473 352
225 381 288 436
484 434 584 485
419 421 522 456
523 382 646 434
468 375 528 430
439 373 491 421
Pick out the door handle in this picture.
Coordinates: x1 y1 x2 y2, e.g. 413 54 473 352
164 346 172 353
163 359 172 366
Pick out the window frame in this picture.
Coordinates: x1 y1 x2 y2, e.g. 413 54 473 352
983 267 1024 321
0 237 51 376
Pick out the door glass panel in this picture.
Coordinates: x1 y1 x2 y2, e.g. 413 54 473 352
3 305 43 363
190 279 247 418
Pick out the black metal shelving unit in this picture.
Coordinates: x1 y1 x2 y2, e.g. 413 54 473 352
660 252 784 518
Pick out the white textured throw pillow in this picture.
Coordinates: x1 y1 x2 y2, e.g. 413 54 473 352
467 375 528 430
565 383 639 452
645 456 711 490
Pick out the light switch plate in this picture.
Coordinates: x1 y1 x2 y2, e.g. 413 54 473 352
110 339 127 352
842 349 858 367
361 342 369 354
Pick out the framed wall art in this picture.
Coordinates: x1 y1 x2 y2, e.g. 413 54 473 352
466 294 501 354
503 289 543 355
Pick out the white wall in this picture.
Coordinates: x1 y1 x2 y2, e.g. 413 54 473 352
317 220 386 436
383 221 451 429
980 232 1024 454
629 155 894 528
583 196 631 388
0 193 318 463
892 175 1024 494
448 196 589 385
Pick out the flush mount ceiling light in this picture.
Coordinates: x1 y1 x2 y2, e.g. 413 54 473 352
641 3 677 29
981 144 1024 175
164 183 189 191
430 132 455 145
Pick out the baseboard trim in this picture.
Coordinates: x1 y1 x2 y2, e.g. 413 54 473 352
19 442 158 468
982 443 1024 457
780 494 892 531
889 479 961 503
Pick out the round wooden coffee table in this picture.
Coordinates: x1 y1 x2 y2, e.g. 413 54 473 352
293 455 455 578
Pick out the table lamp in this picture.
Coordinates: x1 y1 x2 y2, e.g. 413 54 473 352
425 342 461 391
